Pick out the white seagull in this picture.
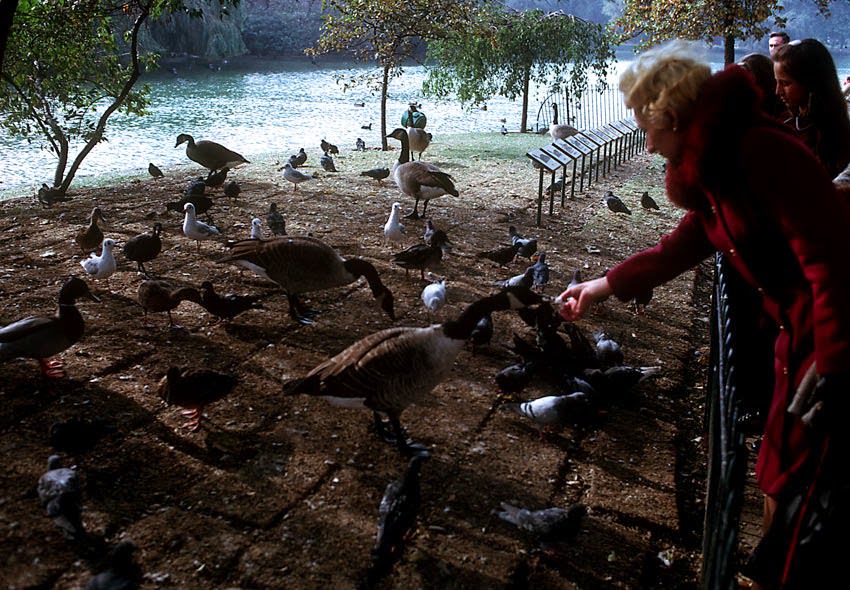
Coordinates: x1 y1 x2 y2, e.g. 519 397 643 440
282 162 315 192
182 202 220 251
79 238 117 279
421 277 447 314
250 217 263 240
383 201 406 246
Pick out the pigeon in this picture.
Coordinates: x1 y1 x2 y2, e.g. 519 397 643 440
421 278 447 313
501 124 508 136
223 180 241 201
356 137 366 151
320 138 339 155
422 219 436 244
547 178 566 193
80 238 117 280
123 223 162 276
495 362 535 395
632 288 654 313
266 203 286 236
505 392 594 430
593 330 624 368
86 540 142 590
640 191 660 210
499 266 534 289
320 151 337 172
383 202 406 246
182 202 220 251
604 190 631 215
199 280 263 322
249 217 263 240
497 502 586 550
148 162 164 178
360 167 390 185
158 366 238 431
185 177 206 197
37 455 85 541
366 454 428 588
583 365 661 402
204 167 229 188
37 183 71 207
530 252 550 290
470 312 493 353
282 162 316 191
476 243 521 266
290 148 307 168
509 226 538 258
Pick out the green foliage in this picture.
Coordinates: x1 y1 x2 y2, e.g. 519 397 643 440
423 4 614 130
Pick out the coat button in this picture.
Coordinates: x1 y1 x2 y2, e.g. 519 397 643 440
729 248 736 256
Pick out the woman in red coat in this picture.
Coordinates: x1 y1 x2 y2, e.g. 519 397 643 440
558 40 850 589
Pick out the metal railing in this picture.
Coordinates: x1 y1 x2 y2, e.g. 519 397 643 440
533 83 630 133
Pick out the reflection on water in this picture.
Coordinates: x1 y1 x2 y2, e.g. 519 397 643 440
0 60 556 196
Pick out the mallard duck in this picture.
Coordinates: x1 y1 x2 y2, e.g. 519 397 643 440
320 138 339 155
158 366 237 431
165 194 213 217
0 277 99 378
361 167 390 186
75 207 107 253
387 128 458 220
475 243 520 267
182 202 220 251
406 107 432 161
282 162 316 192
199 281 263 322
391 229 450 279
137 279 202 328
283 286 543 455
175 133 249 172
266 203 286 236
383 202 406 247
549 103 578 141
123 223 162 276
218 236 395 325
80 238 117 280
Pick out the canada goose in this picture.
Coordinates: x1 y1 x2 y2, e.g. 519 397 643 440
0 277 99 378
549 103 579 141
387 128 458 220
137 279 202 328
199 281 263 322
123 223 162 276
175 134 248 172
218 236 395 325
392 229 450 279
75 207 106 253
406 107 431 160
266 203 286 236
182 202 220 251
80 238 117 280
282 286 544 455
158 366 238 431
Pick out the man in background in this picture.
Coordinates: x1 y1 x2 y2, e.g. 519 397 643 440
769 31 790 57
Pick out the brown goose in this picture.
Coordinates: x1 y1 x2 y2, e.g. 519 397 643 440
283 286 544 455
549 103 579 141
137 279 202 329
75 207 106 253
158 366 237 431
387 128 458 220
175 133 249 172
0 277 100 378
218 236 395 325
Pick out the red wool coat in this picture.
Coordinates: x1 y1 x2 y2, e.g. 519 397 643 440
606 67 850 496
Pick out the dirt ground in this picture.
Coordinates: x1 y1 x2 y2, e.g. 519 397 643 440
0 140 713 589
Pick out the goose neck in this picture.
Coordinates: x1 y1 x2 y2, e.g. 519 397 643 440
343 258 386 296
443 295 503 341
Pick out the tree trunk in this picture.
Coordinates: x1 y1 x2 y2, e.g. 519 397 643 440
724 34 735 66
380 63 389 151
520 66 530 133
0 0 18 75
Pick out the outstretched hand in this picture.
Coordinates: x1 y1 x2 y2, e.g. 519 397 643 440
555 276 613 321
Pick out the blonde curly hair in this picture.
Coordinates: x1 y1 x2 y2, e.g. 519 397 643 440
620 40 712 130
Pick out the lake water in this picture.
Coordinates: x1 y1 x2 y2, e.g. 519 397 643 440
4 49 850 199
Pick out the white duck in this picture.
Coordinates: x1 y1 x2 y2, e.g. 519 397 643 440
421 277 447 314
79 238 117 279
182 202 220 251
383 202 406 246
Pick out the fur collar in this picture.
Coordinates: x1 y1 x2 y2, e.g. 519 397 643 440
665 66 791 210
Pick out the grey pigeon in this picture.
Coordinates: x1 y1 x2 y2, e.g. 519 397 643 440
320 138 339 155
37 455 85 541
266 203 286 236
495 362 535 395
500 266 534 289
594 330 624 368
320 151 337 172
640 191 660 210
605 190 631 215
470 312 493 353
505 392 594 429
497 501 586 549
366 454 428 588
290 148 307 168
223 180 241 201
530 252 550 290
583 365 661 401
508 226 538 258
185 177 206 197
86 540 142 590
282 162 316 191
360 167 390 185
356 137 366 151
147 162 163 178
